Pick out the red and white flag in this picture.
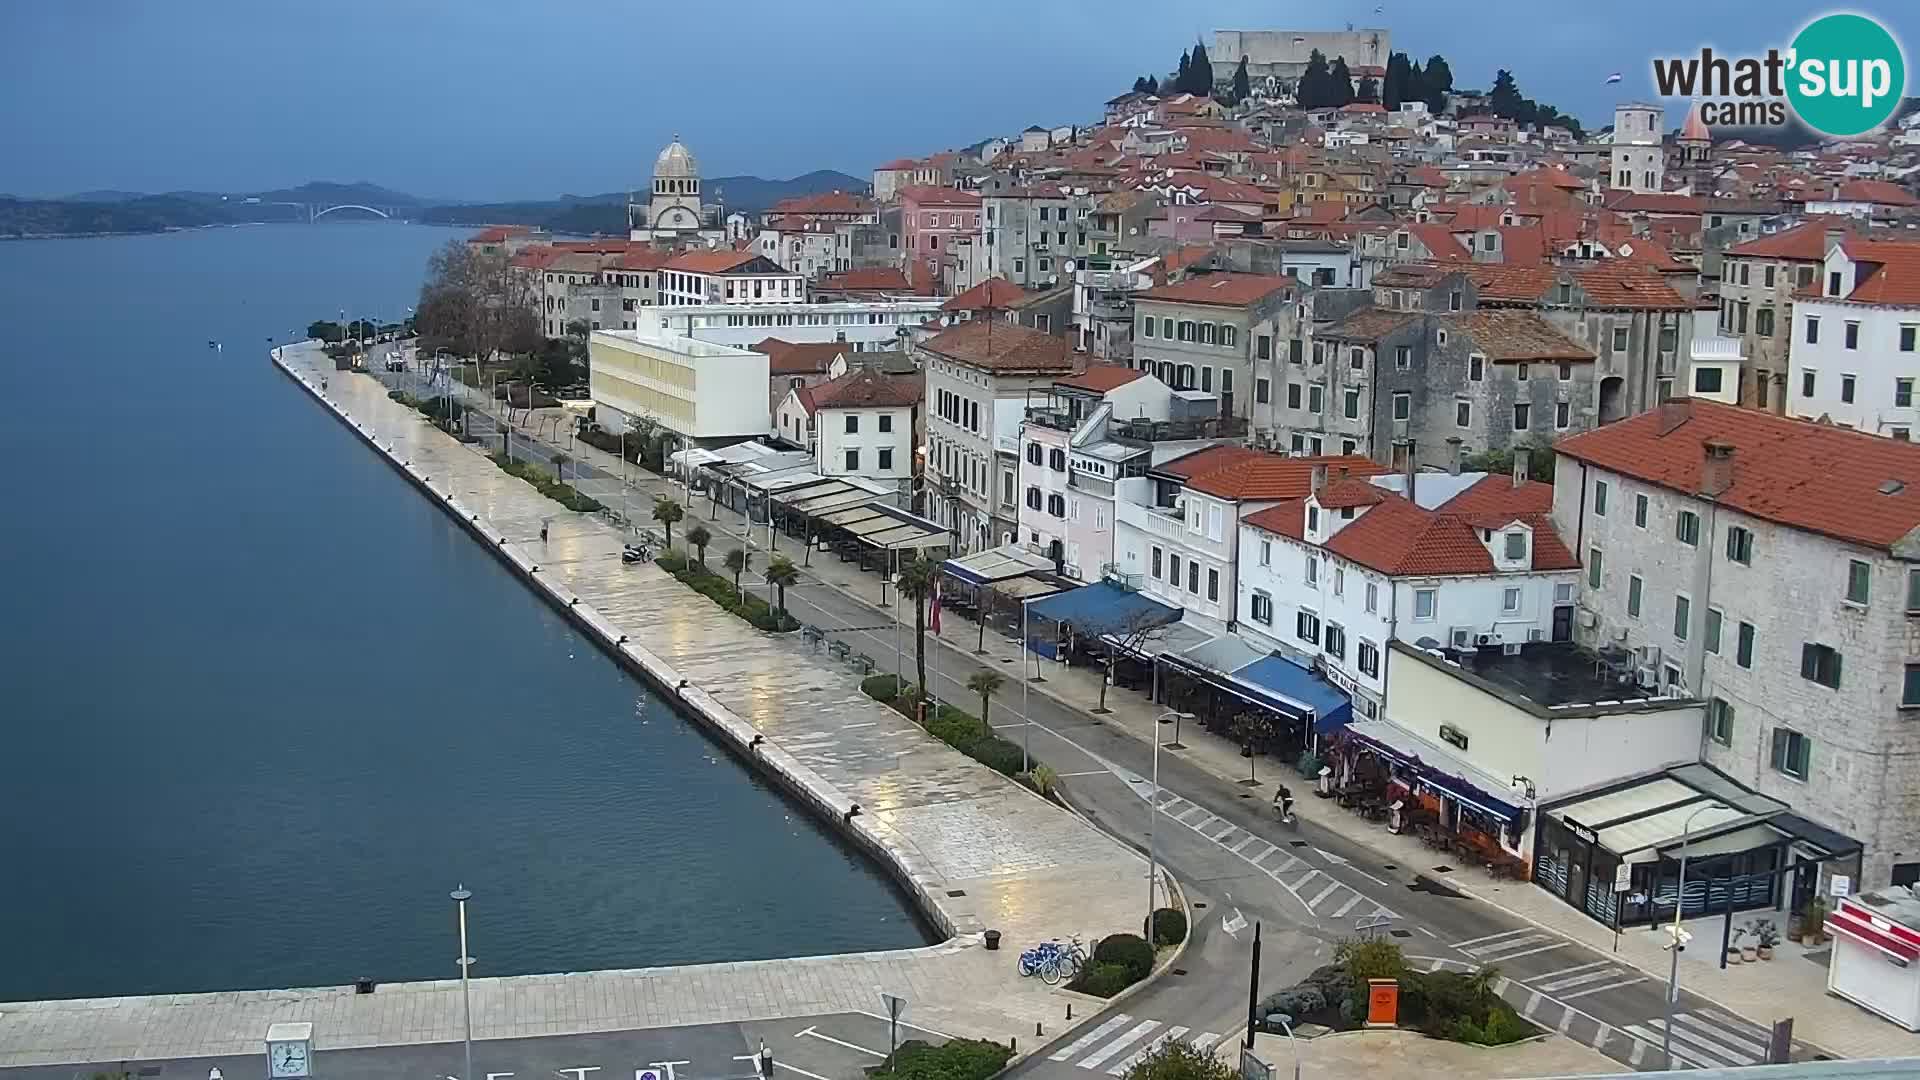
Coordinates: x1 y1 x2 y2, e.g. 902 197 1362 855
929 580 943 635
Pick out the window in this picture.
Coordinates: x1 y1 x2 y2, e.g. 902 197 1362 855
1899 379 1915 408
1413 588 1437 621
1627 574 1643 617
1909 568 1920 612
1250 591 1274 625
1517 363 1531 381
1287 383 1302 409
1395 346 1411 371
1556 400 1571 429
878 413 893 433
1634 494 1649 529
1469 354 1484 381
1392 392 1411 421
1307 505 1321 534
1503 531 1526 560
1207 568 1219 602
1723 525 1753 565
1588 546 1603 589
1611 326 1628 353
1257 333 1272 360
1256 377 1271 404
1841 374 1857 404
1455 399 1471 427
1512 403 1530 431
1365 581 1378 613
1770 728 1811 780
1188 561 1199 594
1737 620 1756 669
1803 370 1817 398
1047 493 1065 518
878 448 893 471
1359 640 1380 677
1707 698 1734 746
1800 643 1842 689
1308 385 1324 414
1502 586 1522 614
1151 546 1163 578
1806 316 1819 345
1705 607 1723 653
1222 326 1237 348
1845 321 1860 350
1025 486 1041 511
1846 558 1871 605
1350 347 1365 369
1258 538 1271 566
1344 388 1360 419
1142 316 1156 338
1675 510 1700 546
1289 338 1303 364
1673 594 1691 640
1296 610 1321 644
844 449 860 471
1304 556 1318 585
1333 566 1344 597
1049 448 1067 472
1449 290 1462 312
845 414 859 434
1325 623 1346 661
1168 553 1181 584
1694 367 1723 394
1162 318 1174 338
1904 326 1918 352
1906 664 1920 707
1756 308 1774 337
1594 480 1609 516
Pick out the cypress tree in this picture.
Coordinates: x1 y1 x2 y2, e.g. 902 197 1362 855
1187 40 1213 95
1327 57 1355 107
1297 49 1330 109
1231 56 1251 102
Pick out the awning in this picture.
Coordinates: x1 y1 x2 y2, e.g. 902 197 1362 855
850 504 948 550
942 544 1056 587
1828 910 1920 964
1025 580 1181 636
1344 718 1524 822
1159 648 1352 732
1236 656 1354 734
1544 763 1801 861
1110 618 1213 660
994 575 1067 601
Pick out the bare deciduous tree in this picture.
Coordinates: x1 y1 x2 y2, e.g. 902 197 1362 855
1089 607 1170 713
415 240 540 363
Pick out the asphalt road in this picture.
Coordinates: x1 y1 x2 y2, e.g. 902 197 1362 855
327 364 1822 1075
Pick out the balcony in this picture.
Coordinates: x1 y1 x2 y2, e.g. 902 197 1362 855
1115 498 1190 542
1108 414 1249 444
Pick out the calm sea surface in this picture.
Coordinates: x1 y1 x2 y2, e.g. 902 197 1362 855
0 223 927 1002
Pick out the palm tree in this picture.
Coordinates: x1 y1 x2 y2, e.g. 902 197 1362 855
549 451 570 486
967 670 1005 733
652 495 684 547
763 554 800 615
724 547 752 600
895 554 938 708
686 524 713 567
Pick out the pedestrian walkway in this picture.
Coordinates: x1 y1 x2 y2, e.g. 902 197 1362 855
451 369 1920 1064
1043 1013 1223 1074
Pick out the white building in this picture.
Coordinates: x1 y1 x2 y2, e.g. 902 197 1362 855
628 137 725 245
1553 397 1920 889
775 366 921 498
1608 103 1664 194
1788 236 1920 438
1236 463 1581 720
588 330 770 447
658 250 808 307
634 299 943 351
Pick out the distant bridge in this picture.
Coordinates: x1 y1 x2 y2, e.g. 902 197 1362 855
255 201 408 223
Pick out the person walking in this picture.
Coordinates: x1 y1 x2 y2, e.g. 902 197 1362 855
1273 782 1295 824
540 519 550 544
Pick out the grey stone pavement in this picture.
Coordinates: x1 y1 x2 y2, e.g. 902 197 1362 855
0 344 1146 1069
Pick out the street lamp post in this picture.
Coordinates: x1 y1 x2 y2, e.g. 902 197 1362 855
1662 802 1727 1070
1266 1011 1302 1080
1147 710 1194 928
451 885 475 1080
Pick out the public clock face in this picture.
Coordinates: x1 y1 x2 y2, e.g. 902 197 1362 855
269 1041 310 1077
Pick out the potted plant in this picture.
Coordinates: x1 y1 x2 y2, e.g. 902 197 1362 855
1802 898 1829 945
1753 919 1781 960
1727 925 1746 964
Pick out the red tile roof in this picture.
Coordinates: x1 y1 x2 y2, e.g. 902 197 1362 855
808 366 921 410
1155 444 1263 481
770 191 875 215
898 185 983 208
1555 398 1920 551
1835 239 1920 306
1726 220 1850 261
1464 262 1692 310
1057 363 1145 394
876 158 919 171
942 277 1026 312
611 249 672 270
1603 192 1705 215
1835 179 1920 207
1449 311 1594 362
1185 454 1384 502
820 266 912 292
921 320 1074 372
664 249 759 274
469 225 532 243
1316 476 1388 509
1137 272 1293 308
751 338 846 375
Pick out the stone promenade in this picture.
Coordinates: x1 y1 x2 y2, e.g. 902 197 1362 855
0 344 1146 1068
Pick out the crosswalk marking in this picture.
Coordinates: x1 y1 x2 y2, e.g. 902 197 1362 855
1309 881 1341 908
1231 834 1260 855
1174 806 1207 825
1331 893 1363 918
1624 1023 1711 1069
1249 842 1277 864
1077 1020 1159 1070
1454 927 1532 950
1557 975 1646 1000
1695 1007 1775 1050
1048 1015 1133 1062
1672 1012 1767 1060
1187 1033 1221 1053
1290 869 1321 891
1267 854 1302 875
1105 1026 1189 1075
1529 960 1612 991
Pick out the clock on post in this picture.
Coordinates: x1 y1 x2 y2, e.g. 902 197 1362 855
265 1022 314 1079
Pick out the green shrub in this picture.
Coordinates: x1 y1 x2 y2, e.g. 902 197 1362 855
651 546 798 632
487 453 602 512
1335 937 1407 1019
1067 961 1136 998
927 707 989 754
1259 984 1326 1021
1295 751 1322 780
1027 764 1059 796
862 673 904 700
1147 907 1188 947
1126 1039 1236 1080
1094 933 1156 981
968 735 1026 776
869 1039 1011 1080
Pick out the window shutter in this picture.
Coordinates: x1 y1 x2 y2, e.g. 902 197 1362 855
1800 644 1817 681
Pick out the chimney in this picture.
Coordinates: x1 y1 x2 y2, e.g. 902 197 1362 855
1446 436 1464 476
1310 462 1329 493
1399 438 1417 505
1825 227 1847 256
1512 447 1531 488
1700 438 1735 498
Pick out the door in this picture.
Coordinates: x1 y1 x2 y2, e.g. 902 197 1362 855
1552 604 1574 642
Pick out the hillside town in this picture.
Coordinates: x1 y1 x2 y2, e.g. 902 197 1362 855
456 26 1920 985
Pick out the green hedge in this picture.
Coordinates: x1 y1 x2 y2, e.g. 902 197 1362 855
1148 907 1188 947
578 426 663 471
868 1039 1011 1080
858 676 1040 779
488 453 602 512
654 550 799 633
1067 961 1135 999
1094 933 1156 981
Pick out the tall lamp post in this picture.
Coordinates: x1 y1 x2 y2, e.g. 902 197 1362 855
1662 802 1727 1070
1266 1011 1302 1080
1146 710 1194 928
451 885 475 1080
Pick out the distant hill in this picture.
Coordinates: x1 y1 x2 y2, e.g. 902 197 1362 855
418 170 867 233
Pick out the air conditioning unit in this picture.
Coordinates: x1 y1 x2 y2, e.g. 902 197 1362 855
1635 665 1660 689
1450 627 1474 649
1528 628 1546 642
1476 632 1504 647
1577 609 1600 629
1638 644 1664 668
1503 642 1524 656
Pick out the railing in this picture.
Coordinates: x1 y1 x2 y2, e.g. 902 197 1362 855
1108 415 1249 443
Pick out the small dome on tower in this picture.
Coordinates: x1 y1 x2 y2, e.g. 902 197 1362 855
655 136 699 179
1680 103 1710 143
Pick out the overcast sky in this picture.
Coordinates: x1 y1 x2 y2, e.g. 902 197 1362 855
1 0 1911 202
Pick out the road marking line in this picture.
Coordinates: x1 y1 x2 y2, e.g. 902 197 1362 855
1231 834 1260 855
1522 992 1544 1019
1267 854 1303 875
1308 882 1341 909
1589 1025 1611 1052
1530 959 1612 986
1463 932 1551 956
1290 869 1321 892
1557 1006 1576 1035
1078 1020 1161 1070
839 721 879 730
1176 807 1210 826
771 1063 834 1080
1187 1033 1221 1053
1623 1022 1717 1070
1048 1015 1134 1062
1453 927 1534 949
1532 966 1620 993
1492 977 1512 996
851 1010 953 1039
1209 822 1238 842
1653 1018 1749 1068
1557 976 1647 1000
1671 1013 1766 1061
1627 1039 1647 1068
1331 894 1364 919
795 1027 885 1058
1475 941 1569 963
1106 1027 1188 1075
1158 797 1190 814
1249 843 1279 865
1693 1008 1775 1047
1057 770 1109 777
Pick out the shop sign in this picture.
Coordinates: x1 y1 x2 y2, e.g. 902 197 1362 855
1831 874 1852 898
1437 723 1470 751
1614 863 1633 893
1321 664 1359 696
1563 817 1597 845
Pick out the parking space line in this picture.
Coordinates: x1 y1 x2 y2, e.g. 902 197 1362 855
1454 928 1532 949
796 1026 885 1058
851 1009 953 1040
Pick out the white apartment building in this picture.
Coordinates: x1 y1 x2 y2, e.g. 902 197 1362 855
587 330 770 447
921 321 1076 552
1236 464 1580 720
658 250 807 306
1788 236 1920 439
775 366 921 497
1553 398 1920 888
634 299 943 351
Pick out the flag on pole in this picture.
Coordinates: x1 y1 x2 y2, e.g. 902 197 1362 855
1604 72 1624 84
930 580 942 635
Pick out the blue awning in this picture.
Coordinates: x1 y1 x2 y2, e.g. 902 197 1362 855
1343 718 1524 823
1023 581 1182 635
1234 655 1355 734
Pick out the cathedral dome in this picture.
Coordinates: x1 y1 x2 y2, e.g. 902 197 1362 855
655 137 699 180
1680 103 1710 143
